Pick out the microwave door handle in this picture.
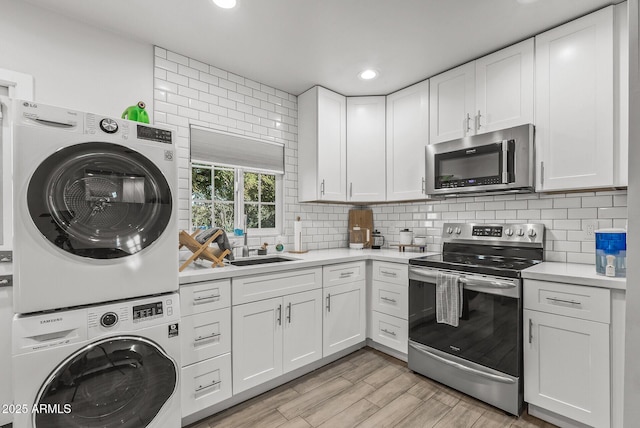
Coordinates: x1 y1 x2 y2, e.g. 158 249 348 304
501 140 509 183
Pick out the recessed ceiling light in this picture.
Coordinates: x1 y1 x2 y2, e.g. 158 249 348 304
213 0 236 9
359 69 378 80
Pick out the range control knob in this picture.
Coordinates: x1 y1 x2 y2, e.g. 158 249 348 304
528 229 537 238
517 229 525 236
454 227 462 235
505 228 514 236
99 118 118 134
446 227 453 235
100 312 118 328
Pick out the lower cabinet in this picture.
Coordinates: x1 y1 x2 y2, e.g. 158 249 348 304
181 353 232 418
523 279 612 428
369 261 409 355
233 289 323 393
323 279 366 356
0 285 12 426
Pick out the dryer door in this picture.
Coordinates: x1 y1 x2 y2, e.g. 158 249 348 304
34 336 177 428
27 142 172 259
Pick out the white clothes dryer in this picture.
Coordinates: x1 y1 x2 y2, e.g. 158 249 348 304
12 292 181 428
12 101 178 313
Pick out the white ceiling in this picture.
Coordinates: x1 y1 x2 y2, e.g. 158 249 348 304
24 0 622 96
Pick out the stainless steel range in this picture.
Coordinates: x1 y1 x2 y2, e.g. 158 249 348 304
408 222 544 416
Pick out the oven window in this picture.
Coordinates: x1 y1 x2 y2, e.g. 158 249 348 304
409 279 521 377
438 152 500 183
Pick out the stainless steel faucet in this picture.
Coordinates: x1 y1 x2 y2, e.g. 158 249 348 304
242 215 249 257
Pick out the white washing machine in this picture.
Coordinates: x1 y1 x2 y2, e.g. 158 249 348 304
12 100 178 313
12 292 181 428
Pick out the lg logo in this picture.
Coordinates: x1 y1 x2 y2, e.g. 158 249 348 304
22 101 37 108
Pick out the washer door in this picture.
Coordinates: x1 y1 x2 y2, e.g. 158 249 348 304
27 142 172 259
34 336 177 428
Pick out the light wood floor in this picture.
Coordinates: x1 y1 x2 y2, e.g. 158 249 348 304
190 347 557 428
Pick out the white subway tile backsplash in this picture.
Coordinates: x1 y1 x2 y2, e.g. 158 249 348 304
154 46 628 262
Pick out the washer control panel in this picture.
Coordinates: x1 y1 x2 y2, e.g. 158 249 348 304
100 312 119 328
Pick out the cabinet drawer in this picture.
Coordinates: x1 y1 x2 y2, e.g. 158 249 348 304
372 261 407 285
233 268 322 305
181 308 231 366
524 280 610 323
370 311 408 354
372 280 408 320
180 279 231 316
181 353 232 418
323 261 366 286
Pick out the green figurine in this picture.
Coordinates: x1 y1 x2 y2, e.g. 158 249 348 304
122 101 149 123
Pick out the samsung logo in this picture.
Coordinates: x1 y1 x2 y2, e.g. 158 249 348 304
40 318 63 324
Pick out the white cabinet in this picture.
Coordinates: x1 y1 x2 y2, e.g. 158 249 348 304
298 86 347 202
346 96 386 202
322 262 366 356
386 80 430 201
535 6 616 191
1 99 12 252
429 62 475 144
524 279 611 428
180 279 233 419
429 39 534 144
369 261 408 355
0 284 12 426
282 289 323 372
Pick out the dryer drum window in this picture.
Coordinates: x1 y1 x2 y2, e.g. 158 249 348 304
27 142 172 259
34 336 177 428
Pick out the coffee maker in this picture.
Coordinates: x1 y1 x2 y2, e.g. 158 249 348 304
349 225 370 249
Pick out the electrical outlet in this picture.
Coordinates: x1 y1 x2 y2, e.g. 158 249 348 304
583 220 598 241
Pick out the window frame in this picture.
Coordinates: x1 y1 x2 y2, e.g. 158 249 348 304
190 160 284 237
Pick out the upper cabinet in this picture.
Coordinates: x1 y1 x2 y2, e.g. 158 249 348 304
535 6 626 191
386 80 430 201
429 39 534 144
346 97 386 202
298 86 347 202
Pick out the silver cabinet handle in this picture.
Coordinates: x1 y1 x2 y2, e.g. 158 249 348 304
380 270 397 277
465 113 472 134
528 319 533 344
339 271 354 278
381 328 396 336
476 110 482 131
277 304 282 326
350 182 353 198
381 296 397 304
320 179 325 196
194 332 221 343
287 302 292 324
195 380 221 393
193 294 220 303
326 294 331 312
540 161 545 187
421 177 425 194
546 297 581 306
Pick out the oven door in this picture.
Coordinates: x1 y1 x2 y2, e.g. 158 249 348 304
408 266 522 377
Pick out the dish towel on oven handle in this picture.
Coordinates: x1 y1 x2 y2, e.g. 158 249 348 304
436 272 463 327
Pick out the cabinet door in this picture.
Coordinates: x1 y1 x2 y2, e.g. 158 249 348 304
232 297 283 393
429 62 475 144
346 96 386 202
0 286 12 426
323 280 366 356
524 309 610 428
535 6 614 191
181 307 231 367
475 38 534 133
283 289 323 373
181 353 232 418
386 80 429 201
317 87 347 201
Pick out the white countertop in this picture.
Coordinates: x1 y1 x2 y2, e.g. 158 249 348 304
179 248 435 284
522 262 626 290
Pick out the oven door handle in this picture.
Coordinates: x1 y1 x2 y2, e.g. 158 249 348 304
409 342 516 384
409 268 516 289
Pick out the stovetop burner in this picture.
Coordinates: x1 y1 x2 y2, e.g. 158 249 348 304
409 222 545 278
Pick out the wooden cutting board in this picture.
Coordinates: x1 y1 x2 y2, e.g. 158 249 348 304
348 208 374 248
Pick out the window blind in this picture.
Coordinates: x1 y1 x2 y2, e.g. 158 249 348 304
190 125 285 174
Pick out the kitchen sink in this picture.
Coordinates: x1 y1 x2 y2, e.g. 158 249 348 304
228 256 298 266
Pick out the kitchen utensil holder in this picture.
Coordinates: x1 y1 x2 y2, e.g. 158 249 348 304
178 229 230 271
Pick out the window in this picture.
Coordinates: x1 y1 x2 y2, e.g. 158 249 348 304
191 162 281 234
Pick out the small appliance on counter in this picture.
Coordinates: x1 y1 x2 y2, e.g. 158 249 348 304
349 225 370 249
399 228 413 245
348 208 373 249
595 229 626 277
372 230 385 249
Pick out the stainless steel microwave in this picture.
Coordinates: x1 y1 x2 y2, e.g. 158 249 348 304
426 124 534 196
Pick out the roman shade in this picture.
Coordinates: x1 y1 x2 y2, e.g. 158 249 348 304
190 125 285 174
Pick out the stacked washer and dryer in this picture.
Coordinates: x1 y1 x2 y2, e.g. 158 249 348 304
10 101 181 428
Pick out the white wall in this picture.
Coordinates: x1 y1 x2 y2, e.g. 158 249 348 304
0 0 153 118
624 0 640 425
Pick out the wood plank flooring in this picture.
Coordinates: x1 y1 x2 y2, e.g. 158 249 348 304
189 347 557 428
